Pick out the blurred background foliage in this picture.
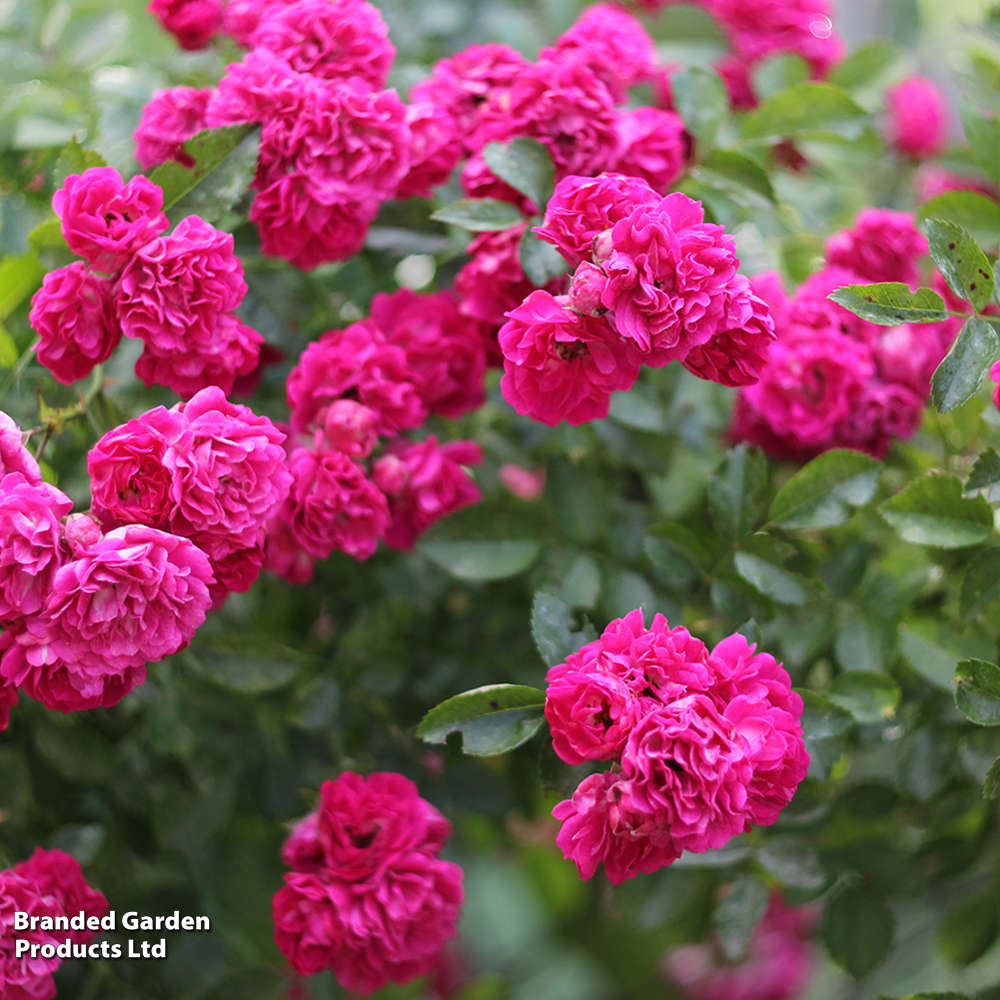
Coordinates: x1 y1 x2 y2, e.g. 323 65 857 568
9 0 1000 998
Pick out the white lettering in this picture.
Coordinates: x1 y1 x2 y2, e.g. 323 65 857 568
57 939 71 959
140 916 152 931
128 939 141 958
13 912 27 931
165 911 179 931
70 911 85 931
110 943 122 958
87 916 99 931
14 940 29 958
195 916 209 931
152 939 166 959
101 911 115 931
122 912 138 931
181 916 193 930
54 916 68 931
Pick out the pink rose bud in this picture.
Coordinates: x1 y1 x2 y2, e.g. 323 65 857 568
323 400 379 458
887 75 947 160
63 513 102 556
373 454 408 496
568 262 609 316
592 228 615 264
498 463 546 501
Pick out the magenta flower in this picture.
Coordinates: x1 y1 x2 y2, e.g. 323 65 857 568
134 86 211 169
148 0 222 49
53 167 168 275
0 870 66 1000
499 290 639 426
322 400 379 458
374 437 483 550
369 288 487 419
0 474 72 626
395 102 461 200
824 207 928 286
0 412 41 485
14 848 108 945
206 48 304 128
30 263 121 385
286 320 426 436
613 108 689 193
887 75 948 160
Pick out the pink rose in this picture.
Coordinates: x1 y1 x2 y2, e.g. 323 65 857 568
410 43 531 156
369 289 487 419
0 869 65 1000
681 275 775 387
499 290 639 426
374 437 483 550
250 0 394 87
277 445 389 563
622 695 753 853
663 892 817 1000
281 811 324 874
553 771 680 884
53 167 168 275
824 207 928 286
536 173 661 268
0 474 72 626
286 320 426 436
148 0 222 49
613 108 689 193
206 48 303 128
13 848 108 945
223 0 293 45
134 86 211 169
322 400 378 458
0 412 41 484
395 102 461 200
887 75 947 160
543 2 657 102
30 263 121 385
250 172 375 270
9 525 214 710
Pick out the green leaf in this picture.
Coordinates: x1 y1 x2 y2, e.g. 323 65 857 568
0 322 17 370
164 130 261 225
734 550 809 606
713 874 769 962
926 219 995 311
799 689 854 739
531 591 595 667
898 623 959 688
931 317 999 413
822 887 895 979
671 66 730 154
755 836 825 891
769 449 881 530
961 103 1000 191
880 472 994 548
828 40 899 90
645 522 712 575
960 548 1000 615
829 283 948 325
431 198 525 232
520 227 569 285
419 540 540 581
185 638 301 694
415 684 546 755
708 444 767 541
147 124 258 215
53 137 107 185
939 893 999 966
741 81 869 142
983 757 1000 798
966 447 1000 495
955 658 1000 725
27 218 68 254
693 150 776 204
0 253 44 320
481 138 554 211
919 191 1000 250
751 54 810 100
829 671 901 723
876 993 972 1000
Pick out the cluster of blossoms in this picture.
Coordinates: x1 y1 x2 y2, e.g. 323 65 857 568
662 891 817 1000
273 772 464 995
731 208 963 460
264 290 485 583
29 168 264 398
140 0 690 282
546 610 808 883
0 388 291 717
633 0 844 109
0 848 108 999
497 174 775 425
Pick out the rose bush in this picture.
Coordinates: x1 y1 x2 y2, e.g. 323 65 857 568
3 0 1000 998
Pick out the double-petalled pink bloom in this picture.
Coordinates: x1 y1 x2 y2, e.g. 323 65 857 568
547 610 808 884
273 772 464 995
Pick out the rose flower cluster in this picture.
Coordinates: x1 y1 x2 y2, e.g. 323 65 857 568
634 0 844 109
0 848 108 1000
0 388 291 719
273 772 464 996
264 289 485 583
731 208 964 460
29 167 264 399
546 610 808 884
663 890 817 1000
496 174 775 426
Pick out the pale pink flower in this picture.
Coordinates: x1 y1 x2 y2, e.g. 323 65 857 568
498 464 545 500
